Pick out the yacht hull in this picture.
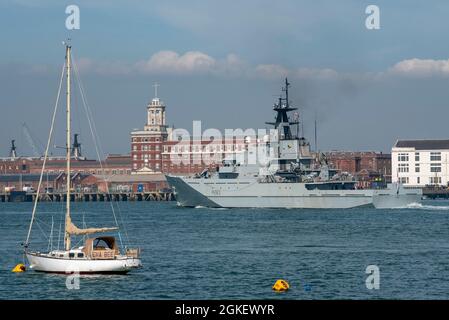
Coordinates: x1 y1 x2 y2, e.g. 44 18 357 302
26 252 141 274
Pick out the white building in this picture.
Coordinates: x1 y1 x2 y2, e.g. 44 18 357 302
392 139 449 187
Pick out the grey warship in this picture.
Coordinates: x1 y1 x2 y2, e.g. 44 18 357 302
166 79 422 209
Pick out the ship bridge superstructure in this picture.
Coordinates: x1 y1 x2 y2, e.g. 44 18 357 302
264 78 312 173
265 78 299 140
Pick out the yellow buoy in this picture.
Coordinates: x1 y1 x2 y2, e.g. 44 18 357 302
12 263 26 273
272 279 290 292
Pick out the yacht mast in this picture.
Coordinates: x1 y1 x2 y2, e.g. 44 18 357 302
64 44 72 251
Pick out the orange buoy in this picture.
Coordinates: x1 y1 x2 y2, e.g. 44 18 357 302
272 279 290 292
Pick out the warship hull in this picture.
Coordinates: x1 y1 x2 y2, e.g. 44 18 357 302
166 176 422 209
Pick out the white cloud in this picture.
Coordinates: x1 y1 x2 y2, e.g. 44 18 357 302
135 51 216 75
24 49 449 81
36 51 343 80
216 53 247 76
77 50 247 77
388 58 449 77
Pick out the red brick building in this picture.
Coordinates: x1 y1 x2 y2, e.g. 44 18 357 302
0 154 132 176
325 151 392 182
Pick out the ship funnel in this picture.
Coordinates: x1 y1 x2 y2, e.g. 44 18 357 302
71 134 82 159
9 140 17 159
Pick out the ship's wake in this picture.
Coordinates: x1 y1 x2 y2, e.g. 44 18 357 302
403 202 449 210
194 205 228 210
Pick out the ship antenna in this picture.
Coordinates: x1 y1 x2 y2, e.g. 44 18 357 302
283 77 290 108
314 112 318 152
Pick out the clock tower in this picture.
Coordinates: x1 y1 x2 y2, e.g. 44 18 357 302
130 83 168 173
144 83 167 133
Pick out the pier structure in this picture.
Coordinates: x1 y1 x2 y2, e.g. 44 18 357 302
0 191 174 202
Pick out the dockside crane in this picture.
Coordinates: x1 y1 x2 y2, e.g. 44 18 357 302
22 122 44 157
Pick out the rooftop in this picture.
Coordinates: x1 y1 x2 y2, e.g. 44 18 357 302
394 139 449 150
94 173 166 183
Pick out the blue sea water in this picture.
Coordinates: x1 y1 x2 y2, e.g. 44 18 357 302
1 200 449 300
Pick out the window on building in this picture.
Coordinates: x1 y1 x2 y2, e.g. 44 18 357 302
415 153 420 162
415 164 420 173
156 154 160 160
430 163 441 172
399 177 409 184
133 155 137 160
133 145 137 151
398 163 409 172
133 164 137 169
398 153 409 162
417 177 420 184
430 152 441 161
430 177 442 184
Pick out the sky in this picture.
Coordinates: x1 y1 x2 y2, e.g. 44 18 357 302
1 0 449 158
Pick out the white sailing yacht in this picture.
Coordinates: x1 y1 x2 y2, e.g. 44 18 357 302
23 43 142 274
